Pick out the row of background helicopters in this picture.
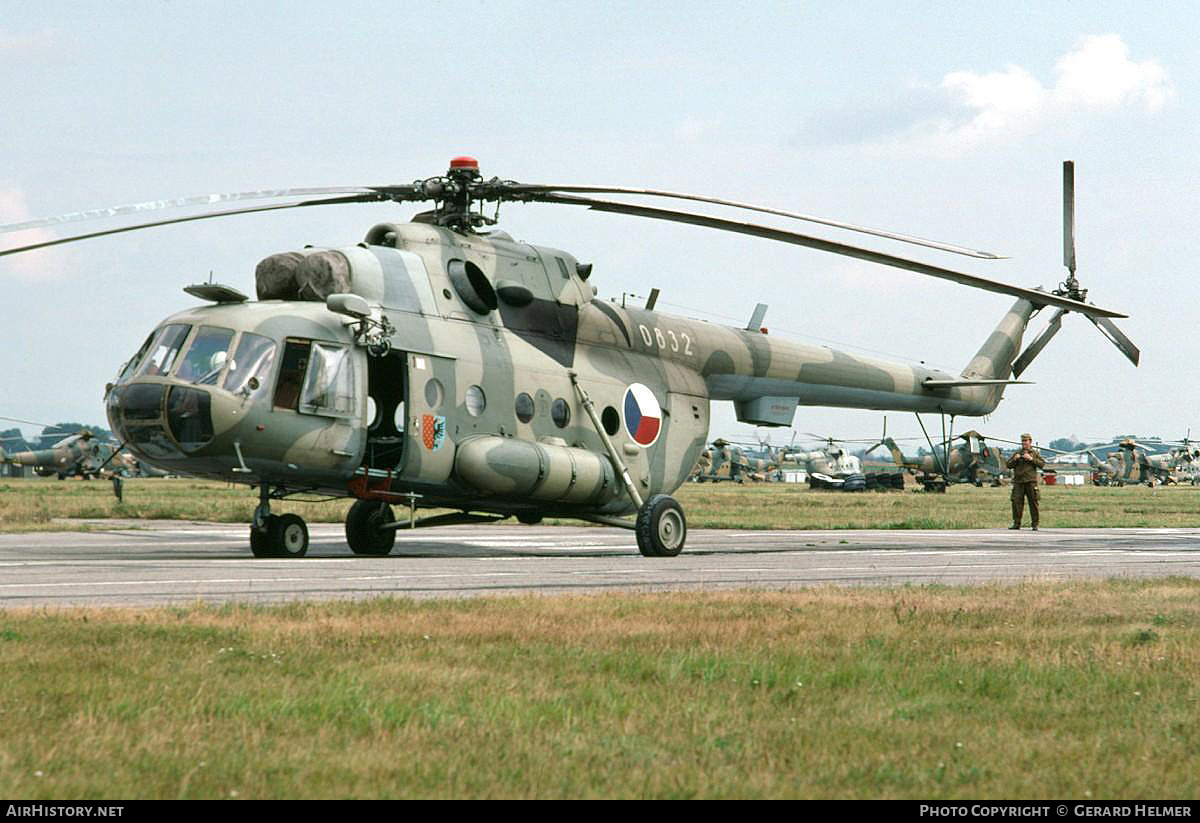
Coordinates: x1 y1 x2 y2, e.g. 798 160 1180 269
0 157 1140 558
690 421 1200 490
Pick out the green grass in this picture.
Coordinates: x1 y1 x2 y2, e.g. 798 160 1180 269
1 582 1198 798
3 475 1200 531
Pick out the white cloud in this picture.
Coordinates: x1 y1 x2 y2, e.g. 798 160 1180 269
901 35 1173 151
0 186 66 281
941 64 1047 141
1052 34 1172 112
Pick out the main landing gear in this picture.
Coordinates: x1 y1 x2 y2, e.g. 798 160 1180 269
345 500 397 556
636 494 687 557
249 485 310 558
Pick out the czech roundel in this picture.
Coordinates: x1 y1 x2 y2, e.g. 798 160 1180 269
623 383 662 447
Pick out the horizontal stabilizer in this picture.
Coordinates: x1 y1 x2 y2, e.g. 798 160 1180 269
922 378 1032 389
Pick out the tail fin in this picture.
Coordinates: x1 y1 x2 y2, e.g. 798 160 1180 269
883 437 911 470
958 298 1039 412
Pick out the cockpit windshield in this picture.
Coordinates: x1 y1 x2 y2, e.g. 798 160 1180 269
135 324 191 378
176 326 236 384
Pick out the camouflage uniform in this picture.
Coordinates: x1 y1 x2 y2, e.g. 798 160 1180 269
1007 444 1045 529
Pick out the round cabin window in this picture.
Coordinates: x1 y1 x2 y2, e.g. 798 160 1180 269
393 400 406 432
515 392 535 423
366 396 379 429
551 397 571 429
601 405 620 436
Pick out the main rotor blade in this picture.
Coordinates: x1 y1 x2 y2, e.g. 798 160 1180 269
1086 315 1140 367
1063 161 1076 274
1012 308 1066 377
0 194 383 258
0 187 379 235
0 414 65 429
513 184 1005 259
536 193 1127 318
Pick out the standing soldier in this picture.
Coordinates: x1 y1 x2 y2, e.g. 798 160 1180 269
1007 433 1045 530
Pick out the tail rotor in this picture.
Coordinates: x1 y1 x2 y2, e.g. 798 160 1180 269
1012 161 1140 377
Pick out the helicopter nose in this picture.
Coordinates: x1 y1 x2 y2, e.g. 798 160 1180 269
107 382 215 459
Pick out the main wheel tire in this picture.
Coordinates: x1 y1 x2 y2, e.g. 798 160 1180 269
636 494 687 558
250 515 279 558
516 511 544 525
273 513 309 558
345 499 396 556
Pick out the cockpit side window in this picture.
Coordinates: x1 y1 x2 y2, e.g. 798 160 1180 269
135 324 191 378
273 339 311 410
223 333 276 396
118 331 157 382
176 326 236 384
299 343 356 418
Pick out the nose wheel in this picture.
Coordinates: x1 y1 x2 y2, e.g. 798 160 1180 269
249 513 310 558
248 486 310 558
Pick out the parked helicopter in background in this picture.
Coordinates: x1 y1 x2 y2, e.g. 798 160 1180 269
871 429 1008 491
0 158 1137 558
690 438 780 483
787 435 876 491
1087 438 1192 486
0 428 119 480
1145 433 1200 484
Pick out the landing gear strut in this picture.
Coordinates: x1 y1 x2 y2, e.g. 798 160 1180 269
249 485 310 558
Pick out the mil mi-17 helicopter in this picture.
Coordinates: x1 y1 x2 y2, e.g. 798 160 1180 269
0 158 1138 558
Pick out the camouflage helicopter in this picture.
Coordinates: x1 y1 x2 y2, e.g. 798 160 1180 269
1144 432 1200 484
0 158 1137 558
690 438 779 483
870 429 1008 491
1086 438 1176 486
0 426 117 480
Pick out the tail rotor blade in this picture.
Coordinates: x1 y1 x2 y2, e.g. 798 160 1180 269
1063 161 1076 274
1087 315 1141 367
1012 309 1066 377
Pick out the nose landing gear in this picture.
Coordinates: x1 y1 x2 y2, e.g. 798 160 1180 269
248 485 310 558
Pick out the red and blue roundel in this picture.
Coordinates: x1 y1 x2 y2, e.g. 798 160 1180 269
623 383 662 447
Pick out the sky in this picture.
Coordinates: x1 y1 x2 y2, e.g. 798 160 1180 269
2 1 1197 451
